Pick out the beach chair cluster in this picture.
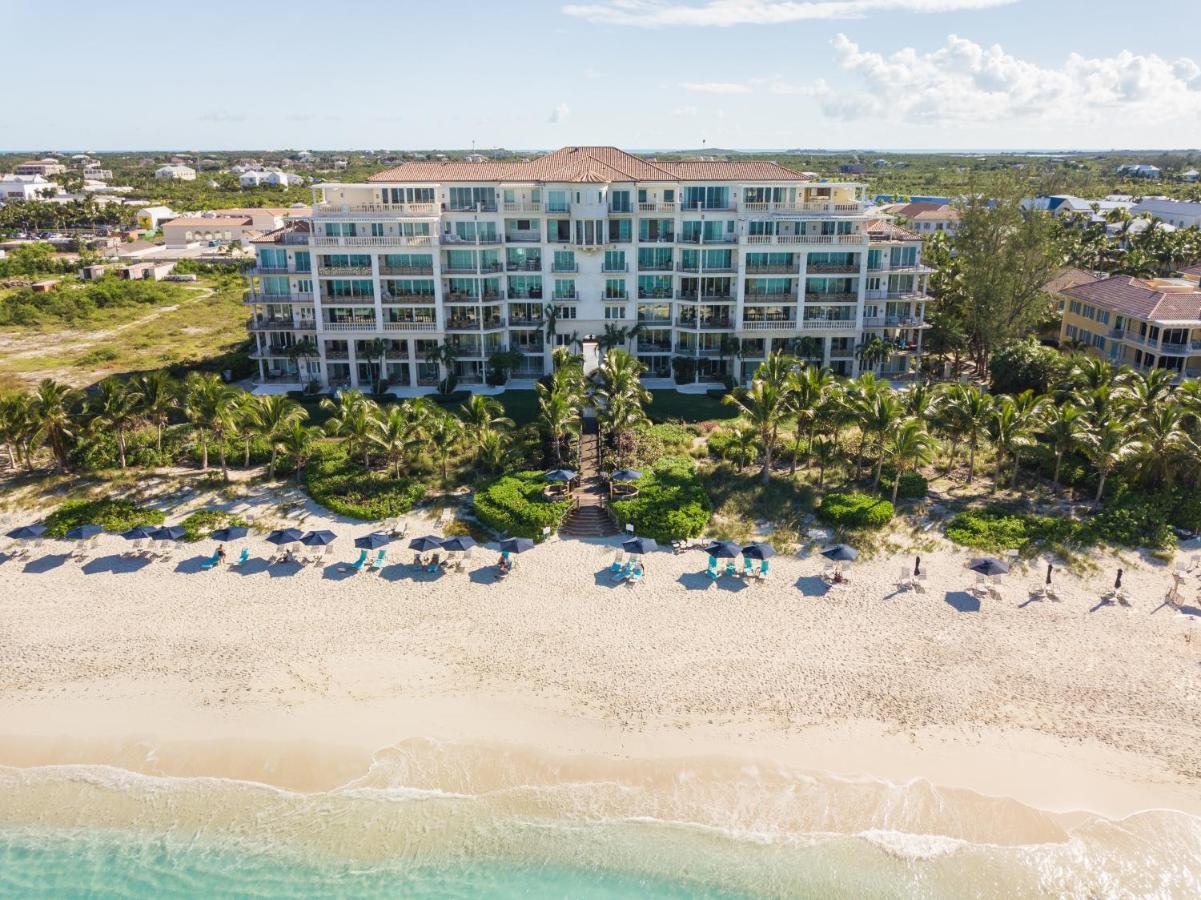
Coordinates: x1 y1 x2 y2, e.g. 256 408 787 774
704 553 770 583
820 563 848 586
609 550 645 585
894 567 928 594
340 547 388 574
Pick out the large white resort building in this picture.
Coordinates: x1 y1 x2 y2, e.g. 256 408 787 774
245 146 930 391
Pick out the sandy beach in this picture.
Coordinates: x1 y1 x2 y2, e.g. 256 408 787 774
2 495 1201 832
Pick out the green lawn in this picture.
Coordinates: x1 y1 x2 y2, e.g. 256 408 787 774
647 389 736 423
497 390 540 426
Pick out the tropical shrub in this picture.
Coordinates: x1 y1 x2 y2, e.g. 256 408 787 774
43 497 165 537
944 508 1072 553
818 491 894 529
988 337 1072 395
179 509 250 542
473 471 571 539
610 455 711 543
879 467 928 500
71 425 190 471
303 444 425 520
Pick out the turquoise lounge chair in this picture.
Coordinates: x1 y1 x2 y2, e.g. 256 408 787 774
759 559 769 579
628 564 643 585
342 549 368 573
369 549 386 571
742 558 755 577
724 561 737 577
612 562 631 582
200 551 221 571
233 547 250 566
706 556 719 580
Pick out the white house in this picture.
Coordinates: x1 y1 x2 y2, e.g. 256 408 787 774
155 165 196 181
136 205 177 229
1181 169 1200 183
240 170 303 187
0 173 58 201
1118 164 1162 178
1131 197 1201 230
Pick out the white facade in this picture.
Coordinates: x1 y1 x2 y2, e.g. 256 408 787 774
1132 197 1201 230
0 173 56 200
240 170 302 187
155 165 196 181
244 147 930 392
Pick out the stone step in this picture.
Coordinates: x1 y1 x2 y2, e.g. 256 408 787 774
560 504 620 537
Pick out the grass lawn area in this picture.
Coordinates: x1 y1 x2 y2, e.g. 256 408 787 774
497 390 539 427
647 389 736 423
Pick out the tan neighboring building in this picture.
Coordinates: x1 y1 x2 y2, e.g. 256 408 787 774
1060 275 1201 379
14 158 66 176
162 216 255 247
909 205 960 235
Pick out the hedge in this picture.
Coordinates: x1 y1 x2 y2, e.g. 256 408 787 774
473 471 571 540
43 498 165 538
179 509 250 542
610 455 711 543
303 445 426 521
879 468 929 500
817 491 894 529
944 508 1072 553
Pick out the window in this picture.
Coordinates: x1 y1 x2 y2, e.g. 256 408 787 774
1092 333 1106 350
1065 324 1078 340
604 305 626 319
547 191 569 213
370 223 384 237
605 278 627 299
1068 300 1082 315
293 251 311 273
610 190 631 212
553 250 576 272
554 279 577 300
608 219 631 243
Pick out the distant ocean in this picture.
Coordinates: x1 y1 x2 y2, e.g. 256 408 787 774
2 741 1198 898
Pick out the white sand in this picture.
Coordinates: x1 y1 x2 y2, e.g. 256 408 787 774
2 500 1201 820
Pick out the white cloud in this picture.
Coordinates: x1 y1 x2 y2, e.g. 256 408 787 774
548 102 571 123
562 0 1016 27
771 34 1201 125
680 81 752 93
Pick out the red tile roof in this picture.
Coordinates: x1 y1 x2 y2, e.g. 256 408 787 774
864 219 918 242
1062 275 1201 321
1042 266 1102 295
250 221 311 244
367 146 810 184
1180 263 1201 278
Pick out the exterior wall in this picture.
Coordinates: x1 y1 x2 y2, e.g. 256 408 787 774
247 175 931 392
1060 298 1201 379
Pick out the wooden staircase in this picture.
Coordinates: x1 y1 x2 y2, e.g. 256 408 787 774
559 418 620 538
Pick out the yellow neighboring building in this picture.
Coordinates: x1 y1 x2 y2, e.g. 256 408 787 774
1060 275 1201 379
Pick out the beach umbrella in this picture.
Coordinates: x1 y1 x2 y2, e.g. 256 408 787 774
703 540 741 559
7 524 46 539
1115 568 1124 590
915 555 922 577
543 469 577 482
968 557 1009 576
499 537 535 554
408 535 445 552
301 530 337 546
354 532 391 550
210 526 248 542
741 542 776 560
151 525 187 542
623 536 658 555
64 524 103 540
821 544 859 562
266 528 304 545
442 536 476 553
1046 562 1054 585
121 525 158 541
610 469 643 482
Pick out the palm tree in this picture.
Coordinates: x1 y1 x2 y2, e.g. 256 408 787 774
362 337 389 391
722 352 793 485
370 403 422 478
786 364 833 475
459 394 514 448
425 410 463 483
938 383 992 483
0 390 35 471
29 379 81 472
590 349 650 466
131 371 177 455
810 435 838 489
248 393 307 479
320 389 379 467
1039 403 1084 493
1136 404 1192 487
1124 367 1177 419
182 372 237 478
883 418 938 505
86 377 141 469
276 420 318 482
854 335 894 374
859 390 904 493
987 391 1046 490
1079 419 1142 504
843 372 883 480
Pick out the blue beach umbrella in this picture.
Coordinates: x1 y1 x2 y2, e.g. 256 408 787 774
622 536 658 555
151 525 187 542
266 528 304 545
610 469 643 482
543 469 577 482
408 535 445 552
821 544 859 562
354 532 391 550
210 526 248 542
741 542 776 560
969 557 1009 576
64 524 103 540
121 525 158 541
703 540 741 559
441 536 476 553
301 530 338 546
7 524 46 539
499 537 535 554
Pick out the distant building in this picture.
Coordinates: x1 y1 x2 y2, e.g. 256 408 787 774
120 261 176 281
14 158 66 176
1117 164 1162 178
155 165 196 181
1132 197 1201 230
136 206 177 229
839 163 866 175
0 173 57 200
1181 169 1200 183
162 215 256 247
240 170 304 187
1025 194 1135 222
81 165 112 180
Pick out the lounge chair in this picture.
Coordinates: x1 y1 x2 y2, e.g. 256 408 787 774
724 561 737 577
200 551 221 571
627 564 643 585
426 552 441 574
1044 584 1060 601
612 562 631 582
232 547 250 566
368 549 386 572
758 559 769 580
706 556 719 580
340 549 368 573
820 563 834 584
743 558 755 578
896 566 912 591
986 583 1004 602
609 550 623 575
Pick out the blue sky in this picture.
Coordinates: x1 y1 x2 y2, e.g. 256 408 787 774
7 0 1200 150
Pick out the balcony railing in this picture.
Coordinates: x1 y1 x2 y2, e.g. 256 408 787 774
552 291 578 301
322 322 377 333
740 319 797 331
503 201 542 213
675 319 733 330
317 265 372 276
799 319 857 331
321 295 376 305
637 342 674 353
638 201 676 213
805 263 860 274
805 292 858 303
446 203 498 213
745 264 797 274
382 321 438 332
379 264 433 276
507 290 544 300
507 259 542 272
746 234 865 246
551 262 578 273
315 202 439 219
248 317 316 332
505 234 541 244
244 291 312 304
507 316 544 327
679 293 735 303
638 260 673 272
862 316 928 329
602 263 629 273
442 234 501 246
312 235 434 247
380 292 435 304
637 289 675 300
604 292 629 301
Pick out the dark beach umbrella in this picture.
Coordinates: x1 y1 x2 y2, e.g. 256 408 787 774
968 557 1009 576
442 536 476 553
301 530 338 546
64 524 103 540
704 540 741 559
354 532 391 550
1046 562 1054 585
1115 568 1123 590
741 542 776 560
210 526 249 542
544 469 577 482
499 537 535 554
151 525 187 542
121 525 159 541
266 528 304 545
610 469 643 482
623 536 658 555
408 535 445 552
821 544 859 562
8 524 46 539
915 555 922 577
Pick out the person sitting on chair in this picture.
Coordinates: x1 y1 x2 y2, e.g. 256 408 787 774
216 544 227 564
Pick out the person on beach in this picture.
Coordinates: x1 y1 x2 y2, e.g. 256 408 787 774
216 544 226 564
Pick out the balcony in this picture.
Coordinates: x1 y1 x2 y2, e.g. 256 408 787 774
551 291 579 302
805 292 858 303
321 295 376 305
745 263 797 275
551 262 578 273
503 201 542 213
637 289 675 300
446 318 504 332
862 316 928 329
248 316 316 332
740 319 797 331
746 234 866 246
743 201 862 215
442 263 480 274
504 233 541 244
800 319 857 331
443 234 501 246
681 293 735 303
322 321 379 333
507 289 544 300
379 264 433 276
250 347 295 360
507 259 542 272
382 321 438 332
315 202 438 219
507 316 544 327
636 315 671 325
637 341 674 353
602 263 629 273
674 344 724 356
380 292 435 304
638 260 673 272
605 292 629 301
680 202 737 212
244 291 312 305
317 265 372 276
678 234 737 245
249 265 295 276
312 235 434 248
675 319 733 330
805 263 860 274
638 201 677 213
446 203 498 213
